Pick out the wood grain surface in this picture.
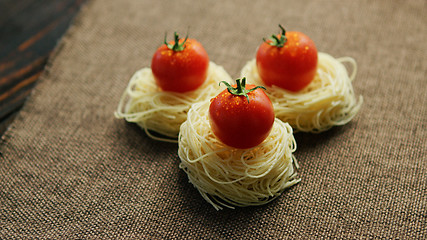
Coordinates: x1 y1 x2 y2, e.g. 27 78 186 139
0 0 87 136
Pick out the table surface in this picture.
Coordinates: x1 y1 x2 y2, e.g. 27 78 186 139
0 0 425 238
0 0 87 136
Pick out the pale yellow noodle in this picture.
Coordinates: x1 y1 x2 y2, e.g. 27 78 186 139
115 62 232 142
241 52 363 133
178 101 300 210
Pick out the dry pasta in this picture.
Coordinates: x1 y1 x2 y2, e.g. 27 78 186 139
178 100 300 210
241 52 363 133
115 62 232 142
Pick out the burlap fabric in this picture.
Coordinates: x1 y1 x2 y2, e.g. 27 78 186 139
1 0 426 238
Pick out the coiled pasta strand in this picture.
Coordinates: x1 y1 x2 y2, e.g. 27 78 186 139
115 62 232 142
178 101 300 210
241 52 363 133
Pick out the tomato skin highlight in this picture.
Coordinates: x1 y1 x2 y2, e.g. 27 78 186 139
151 38 209 93
209 84 275 149
256 31 318 92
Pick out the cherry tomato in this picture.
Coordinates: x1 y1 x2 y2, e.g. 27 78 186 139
151 32 209 93
209 78 275 149
256 25 318 92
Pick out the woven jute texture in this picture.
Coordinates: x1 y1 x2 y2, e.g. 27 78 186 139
1 0 426 238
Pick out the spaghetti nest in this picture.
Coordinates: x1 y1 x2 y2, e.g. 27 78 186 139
241 52 363 133
178 100 300 210
115 62 232 141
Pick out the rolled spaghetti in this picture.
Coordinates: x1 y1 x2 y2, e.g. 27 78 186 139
241 52 363 133
178 100 300 210
115 62 232 141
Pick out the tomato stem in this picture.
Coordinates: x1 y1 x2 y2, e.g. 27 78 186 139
263 24 287 48
164 32 188 51
219 77 266 103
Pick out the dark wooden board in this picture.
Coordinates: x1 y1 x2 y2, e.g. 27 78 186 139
0 0 87 136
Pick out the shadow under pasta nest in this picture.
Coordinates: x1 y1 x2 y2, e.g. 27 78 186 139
293 123 354 153
177 165 300 219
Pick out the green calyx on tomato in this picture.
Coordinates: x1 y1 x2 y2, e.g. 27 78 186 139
219 77 266 103
263 24 287 48
164 32 188 51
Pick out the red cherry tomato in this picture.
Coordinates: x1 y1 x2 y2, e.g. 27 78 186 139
151 32 209 93
256 25 318 92
209 78 275 149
